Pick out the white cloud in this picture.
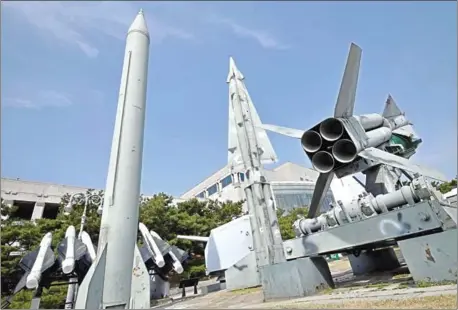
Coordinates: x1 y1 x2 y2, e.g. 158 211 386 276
3 2 290 56
209 17 290 50
4 90 73 109
2 1 195 58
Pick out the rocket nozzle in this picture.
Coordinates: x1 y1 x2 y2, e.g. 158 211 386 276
311 151 335 173
319 118 344 142
332 139 357 163
301 130 322 153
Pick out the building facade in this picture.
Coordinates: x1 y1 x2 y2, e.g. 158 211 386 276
180 162 364 213
1 162 364 221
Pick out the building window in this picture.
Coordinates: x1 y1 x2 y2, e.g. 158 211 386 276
271 184 335 214
221 175 232 189
207 184 218 196
196 191 205 199
238 173 245 182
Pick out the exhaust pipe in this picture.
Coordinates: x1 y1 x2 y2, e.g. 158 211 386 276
333 127 392 164
301 130 322 153
319 118 344 142
311 151 335 173
332 139 357 163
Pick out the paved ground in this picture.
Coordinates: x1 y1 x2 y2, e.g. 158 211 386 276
154 254 457 309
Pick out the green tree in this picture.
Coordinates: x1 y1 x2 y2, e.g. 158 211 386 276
432 179 457 194
277 207 310 240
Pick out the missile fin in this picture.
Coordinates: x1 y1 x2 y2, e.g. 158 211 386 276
152 236 171 256
228 100 243 167
259 124 304 139
129 244 150 309
74 238 88 261
308 172 334 218
139 244 153 262
359 147 447 181
334 43 362 118
170 245 190 263
19 249 40 272
246 99 278 165
74 245 107 309
382 94 403 118
42 247 56 271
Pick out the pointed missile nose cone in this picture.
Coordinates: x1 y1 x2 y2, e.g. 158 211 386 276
227 56 244 83
128 9 150 39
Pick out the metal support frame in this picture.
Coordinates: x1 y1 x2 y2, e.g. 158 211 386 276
284 201 445 260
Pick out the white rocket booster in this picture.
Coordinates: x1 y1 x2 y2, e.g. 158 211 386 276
139 223 165 267
26 232 53 289
74 9 151 309
62 226 76 274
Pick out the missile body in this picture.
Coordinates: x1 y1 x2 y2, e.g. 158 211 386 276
101 9 150 306
62 226 76 274
26 232 53 289
76 10 150 309
139 223 165 267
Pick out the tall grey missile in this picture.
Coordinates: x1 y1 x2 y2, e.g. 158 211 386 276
74 9 150 309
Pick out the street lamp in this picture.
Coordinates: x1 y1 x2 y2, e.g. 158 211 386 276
65 192 103 238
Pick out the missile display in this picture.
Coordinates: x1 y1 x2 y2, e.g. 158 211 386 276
226 57 286 269
138 223 189 275
261 42 447 218
74 9 151 309
26 232 54 289
149 229 184 274
80 231 96 262
139 222 165 268
57 226 91 276
62 226 76 274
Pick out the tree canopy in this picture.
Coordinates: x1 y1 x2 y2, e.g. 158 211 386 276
432 178 457 194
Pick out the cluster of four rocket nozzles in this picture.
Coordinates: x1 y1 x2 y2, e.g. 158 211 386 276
301 117 357 174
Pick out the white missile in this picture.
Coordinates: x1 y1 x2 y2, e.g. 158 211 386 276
150 229 184 273
26 232 53 289
139 223 165 267
62 226 76 274
167 249 184 274
74 9 151 309
80 231 96 262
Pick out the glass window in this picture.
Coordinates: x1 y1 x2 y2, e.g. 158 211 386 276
271 183 336 213
196 191 205 198
238 173 245 182
207 184 218 196
221 175 232 188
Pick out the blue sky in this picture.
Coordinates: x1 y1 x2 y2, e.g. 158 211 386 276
1 1 456 196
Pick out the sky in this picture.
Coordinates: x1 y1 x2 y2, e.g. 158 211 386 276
1 1 457 197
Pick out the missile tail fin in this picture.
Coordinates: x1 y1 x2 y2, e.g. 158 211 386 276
359 147 446 181
42 247 56 271
246 100 278 165
129 244 150 309
382 94 419 140
334 43 362 118
74 245 107 309
19 249 40 272
259 124 304 139
308 172 334 218
382 94 403 119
